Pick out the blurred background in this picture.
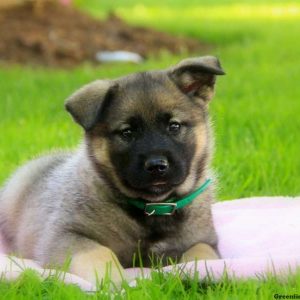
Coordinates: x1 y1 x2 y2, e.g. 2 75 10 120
0 0 299 200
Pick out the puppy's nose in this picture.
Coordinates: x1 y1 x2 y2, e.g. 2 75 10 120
144 156 169 175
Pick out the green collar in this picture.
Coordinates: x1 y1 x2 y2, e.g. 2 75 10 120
127 179 211 216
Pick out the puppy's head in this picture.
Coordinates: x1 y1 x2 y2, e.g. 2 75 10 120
65 56 225 201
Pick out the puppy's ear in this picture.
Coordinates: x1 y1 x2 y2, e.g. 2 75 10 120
168 56 225 102
65 80 115 130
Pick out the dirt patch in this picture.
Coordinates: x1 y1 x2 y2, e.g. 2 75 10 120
0 2 208 68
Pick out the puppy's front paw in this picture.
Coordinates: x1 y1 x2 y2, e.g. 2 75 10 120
70 245 125 286
180 243 219 263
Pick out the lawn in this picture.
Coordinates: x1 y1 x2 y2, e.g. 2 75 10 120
0 0 300 298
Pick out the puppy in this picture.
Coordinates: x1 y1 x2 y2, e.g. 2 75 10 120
0 56 225 285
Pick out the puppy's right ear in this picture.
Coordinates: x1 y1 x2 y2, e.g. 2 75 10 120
65 80 115 130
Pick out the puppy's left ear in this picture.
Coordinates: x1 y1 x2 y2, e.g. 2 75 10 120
168 56 225 102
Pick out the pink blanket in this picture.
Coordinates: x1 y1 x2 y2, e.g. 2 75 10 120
1 196 299 291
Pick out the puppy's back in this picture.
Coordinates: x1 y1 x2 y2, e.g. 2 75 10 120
0 153 70 253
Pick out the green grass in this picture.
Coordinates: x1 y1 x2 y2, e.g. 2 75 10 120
2 268 300 300
0 0 300 298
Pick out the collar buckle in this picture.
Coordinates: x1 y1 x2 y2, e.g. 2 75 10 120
144 203 177 216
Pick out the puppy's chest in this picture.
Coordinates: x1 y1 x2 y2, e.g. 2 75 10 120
143 222 183 260
118 213 187 267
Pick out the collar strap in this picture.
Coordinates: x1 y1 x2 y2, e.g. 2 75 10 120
127 179 211 216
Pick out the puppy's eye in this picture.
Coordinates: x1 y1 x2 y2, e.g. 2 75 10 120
120 128 133 139
168 121 181 134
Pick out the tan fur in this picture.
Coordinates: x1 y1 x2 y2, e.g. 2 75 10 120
181 243 219 262
90 136 111 166
176 122 208 196
70 245 124 285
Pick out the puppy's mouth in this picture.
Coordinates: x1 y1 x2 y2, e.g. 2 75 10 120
128 180 179 201
146 181 170 194
151 181 169 188
121 174 187 201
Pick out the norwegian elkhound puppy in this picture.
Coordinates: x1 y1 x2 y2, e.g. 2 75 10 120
0 56 225 285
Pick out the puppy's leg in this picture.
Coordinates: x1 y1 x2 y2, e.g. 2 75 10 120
180 243 219 262
70 244 124 286
38 234 125 286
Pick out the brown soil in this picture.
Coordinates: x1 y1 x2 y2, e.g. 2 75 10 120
0 2 207 68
